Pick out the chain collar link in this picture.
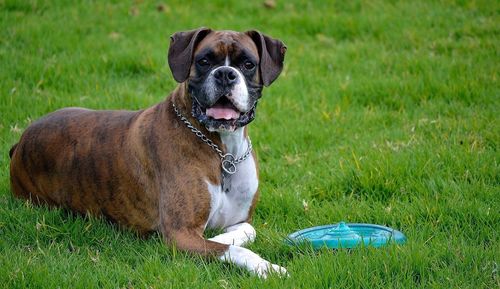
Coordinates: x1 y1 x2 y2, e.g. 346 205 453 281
172 102 252 175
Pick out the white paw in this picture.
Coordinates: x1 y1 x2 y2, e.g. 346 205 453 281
231 223 256 245
211 223 256 246
219 245 288 279
254 262 289 279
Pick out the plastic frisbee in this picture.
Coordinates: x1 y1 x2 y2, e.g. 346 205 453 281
287 221 407 249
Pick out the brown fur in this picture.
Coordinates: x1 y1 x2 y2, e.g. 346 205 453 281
10 84 228 255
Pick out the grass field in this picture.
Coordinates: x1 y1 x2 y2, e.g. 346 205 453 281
0 0 498 288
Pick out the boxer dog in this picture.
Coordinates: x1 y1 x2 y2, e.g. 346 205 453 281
9 28 287 278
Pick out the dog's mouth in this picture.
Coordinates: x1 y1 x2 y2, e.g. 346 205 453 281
192 96 257 131
206 96 241 120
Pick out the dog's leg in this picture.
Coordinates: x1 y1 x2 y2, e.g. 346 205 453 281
209 223 288 278
160 177 287 278
208 222 256 246
166 228 229 255
167 228 287 278
219 245 289 279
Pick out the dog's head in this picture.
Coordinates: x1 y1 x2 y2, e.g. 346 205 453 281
168 28 286 131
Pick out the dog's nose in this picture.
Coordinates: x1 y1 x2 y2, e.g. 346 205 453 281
214 67 238 86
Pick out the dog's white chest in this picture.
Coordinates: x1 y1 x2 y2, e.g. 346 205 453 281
205 132 258 229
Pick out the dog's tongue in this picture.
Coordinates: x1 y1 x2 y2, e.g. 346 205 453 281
206 106 240 120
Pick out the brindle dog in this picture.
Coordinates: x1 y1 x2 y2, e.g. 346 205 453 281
10 28 287 278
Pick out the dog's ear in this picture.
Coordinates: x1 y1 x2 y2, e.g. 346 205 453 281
245 30 287 86
168 27 212 83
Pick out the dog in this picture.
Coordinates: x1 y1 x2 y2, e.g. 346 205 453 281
9 28 287 278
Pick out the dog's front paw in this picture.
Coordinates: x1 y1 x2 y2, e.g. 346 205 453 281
254 262 289 279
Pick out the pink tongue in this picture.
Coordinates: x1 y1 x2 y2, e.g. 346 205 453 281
206 107 240 120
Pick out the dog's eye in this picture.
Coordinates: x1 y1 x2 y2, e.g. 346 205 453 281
243 61 255 70
197 58 209 66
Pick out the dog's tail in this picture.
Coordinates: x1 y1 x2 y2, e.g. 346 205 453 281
9 143 18 159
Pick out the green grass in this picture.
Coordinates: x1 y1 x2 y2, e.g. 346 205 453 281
0 0 498 288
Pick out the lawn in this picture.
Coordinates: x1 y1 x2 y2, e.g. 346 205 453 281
0 0 498 288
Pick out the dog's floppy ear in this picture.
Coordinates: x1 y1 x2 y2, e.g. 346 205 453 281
245 30 287 86
168 27 212 83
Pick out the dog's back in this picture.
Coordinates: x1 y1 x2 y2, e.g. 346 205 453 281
8 107 159 234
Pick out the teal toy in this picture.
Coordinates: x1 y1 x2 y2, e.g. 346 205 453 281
287 222 406 249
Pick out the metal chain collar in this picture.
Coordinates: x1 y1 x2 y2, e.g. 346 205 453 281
172 103 253 175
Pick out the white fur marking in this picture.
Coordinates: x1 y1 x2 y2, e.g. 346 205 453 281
228 67 249 111
208 222 256 246
205 127 258 229
219 245 288 278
